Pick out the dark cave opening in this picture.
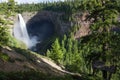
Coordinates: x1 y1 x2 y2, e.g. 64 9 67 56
27 20 55 40
26 19 55 53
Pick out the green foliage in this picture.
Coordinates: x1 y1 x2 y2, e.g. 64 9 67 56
0 2 8 14
0 1 16 47
81 0 120 65
46 49 51 57
0 1 24 48
8 35 27 49
0 18 7 25
47 38 63 64
14 0 82 21
0 17 24 48
64 38 87 73
47 35 85 73
0 53 10 61
0 0 16 16
0 71 74 80
78 0 120 79
0 26 9 46
7 0 16 12
45 0 120 79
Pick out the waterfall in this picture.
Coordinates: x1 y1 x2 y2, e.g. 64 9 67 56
13 14 37 48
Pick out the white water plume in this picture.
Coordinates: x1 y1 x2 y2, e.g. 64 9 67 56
13 14 38 48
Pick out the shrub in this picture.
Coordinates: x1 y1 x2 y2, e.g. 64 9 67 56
0 52 10 61
0 71 74 80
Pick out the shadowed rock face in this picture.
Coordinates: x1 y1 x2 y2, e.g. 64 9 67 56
26 11 56 52
27 19 55 41
26 11 59 41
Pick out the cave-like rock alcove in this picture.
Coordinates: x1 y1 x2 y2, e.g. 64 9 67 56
26 12 56 53
27 20 55 41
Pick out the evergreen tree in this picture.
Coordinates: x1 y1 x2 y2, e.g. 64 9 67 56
80 0 120 79
66 38 73 65
48 38 63 64
7 0 16 15
61 35 67 64
46 49 51 58
0 18 9 46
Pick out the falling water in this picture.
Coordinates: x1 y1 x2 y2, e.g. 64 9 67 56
13 14 38 48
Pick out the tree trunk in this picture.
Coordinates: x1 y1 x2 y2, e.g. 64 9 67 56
102 70 107 80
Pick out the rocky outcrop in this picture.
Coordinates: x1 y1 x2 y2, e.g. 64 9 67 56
0 47 81 77
22 11 63 35
74 12 91 39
